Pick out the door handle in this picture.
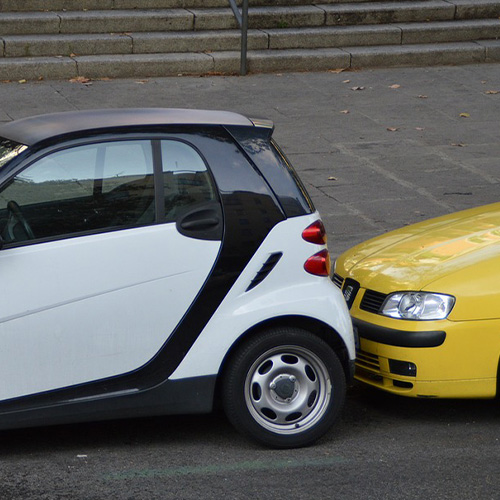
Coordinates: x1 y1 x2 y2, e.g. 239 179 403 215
180 217 219 231
176 203 223 241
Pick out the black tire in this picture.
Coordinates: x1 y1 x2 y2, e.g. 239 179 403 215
222 327 346 448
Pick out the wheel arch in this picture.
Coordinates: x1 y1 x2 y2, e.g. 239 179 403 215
213 315 352 406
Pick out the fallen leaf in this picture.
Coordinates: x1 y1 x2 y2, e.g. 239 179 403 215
342 79 350 83
69 76 91 83
328 68 345 74
386 127 398 132
459 112 470 118
418 95 428 99
351 86 365 91
340 110 349 114
389 84 401 89
18 79 27 84
415 127 425 131
481 80 487 84
485 90 499 95
451 143 466 147
328 176 337 181
69 53 77 57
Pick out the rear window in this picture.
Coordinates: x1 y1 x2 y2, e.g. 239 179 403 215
271 139 315 215
227 126 314 218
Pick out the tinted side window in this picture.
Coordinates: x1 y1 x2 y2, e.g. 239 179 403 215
162 140 217 222
0 140 155 244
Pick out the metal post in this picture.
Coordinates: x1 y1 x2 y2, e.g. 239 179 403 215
240 0 249 76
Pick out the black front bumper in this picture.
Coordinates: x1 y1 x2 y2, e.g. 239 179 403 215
353 318 446 348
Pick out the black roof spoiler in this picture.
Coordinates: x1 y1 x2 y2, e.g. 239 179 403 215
249 117 274 137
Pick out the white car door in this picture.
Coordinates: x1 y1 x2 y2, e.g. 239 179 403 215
0 138 221 401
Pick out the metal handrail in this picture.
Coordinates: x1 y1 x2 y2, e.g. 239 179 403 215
228 0 249 75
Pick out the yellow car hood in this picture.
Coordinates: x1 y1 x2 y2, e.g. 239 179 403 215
337 202 500 304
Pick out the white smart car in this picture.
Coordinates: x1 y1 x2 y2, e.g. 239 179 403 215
0 108 354 448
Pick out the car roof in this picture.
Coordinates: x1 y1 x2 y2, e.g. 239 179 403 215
0 108 267 146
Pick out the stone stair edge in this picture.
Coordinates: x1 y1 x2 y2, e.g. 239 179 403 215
2 1 500 37
1 0 500 11
0 40 499 82
0 0 438 12
2 19 500 58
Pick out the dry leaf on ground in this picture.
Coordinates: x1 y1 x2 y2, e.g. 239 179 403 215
69 76 91 84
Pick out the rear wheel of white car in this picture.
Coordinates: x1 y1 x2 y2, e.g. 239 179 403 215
222 327 346 448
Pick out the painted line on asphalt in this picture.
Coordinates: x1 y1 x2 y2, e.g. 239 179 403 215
103 456 348 480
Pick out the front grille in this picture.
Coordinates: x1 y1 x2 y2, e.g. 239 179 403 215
360 289 387 314
332 273 343 289
356 349 380 371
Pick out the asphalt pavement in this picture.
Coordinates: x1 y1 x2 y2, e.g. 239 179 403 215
0 65 499 499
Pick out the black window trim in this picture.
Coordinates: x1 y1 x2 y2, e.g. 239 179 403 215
152 139 165 222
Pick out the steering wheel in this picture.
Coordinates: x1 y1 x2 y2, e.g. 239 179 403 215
5 200 35 241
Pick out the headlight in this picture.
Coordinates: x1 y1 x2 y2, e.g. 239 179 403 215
381 292 455 320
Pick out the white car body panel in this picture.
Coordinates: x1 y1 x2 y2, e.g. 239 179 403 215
171 214 355 380
0 224 220 401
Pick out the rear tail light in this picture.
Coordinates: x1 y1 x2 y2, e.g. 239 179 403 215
304 249 331 277
302 220 327 245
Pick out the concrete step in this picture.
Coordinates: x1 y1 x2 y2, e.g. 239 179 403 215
267 19 500 48
0 0 409 12
0 10 198 36
3 1 500 36
0 31 267 58
3 20 499 57
0 41 499 81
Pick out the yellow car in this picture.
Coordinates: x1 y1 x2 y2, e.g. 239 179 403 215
334 202 500 399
